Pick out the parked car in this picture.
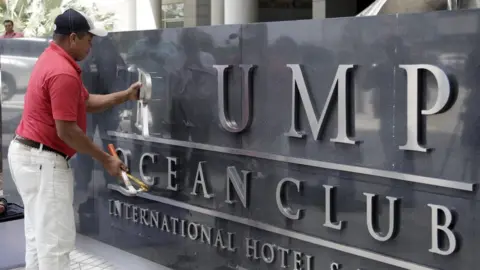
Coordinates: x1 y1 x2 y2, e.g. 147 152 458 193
0 37 50 101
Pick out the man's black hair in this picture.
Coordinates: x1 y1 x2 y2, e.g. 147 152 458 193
3 20 13 25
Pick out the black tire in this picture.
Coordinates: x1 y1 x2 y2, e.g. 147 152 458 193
1 72 17 101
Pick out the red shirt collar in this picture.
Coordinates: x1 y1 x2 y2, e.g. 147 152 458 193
48 41 81 74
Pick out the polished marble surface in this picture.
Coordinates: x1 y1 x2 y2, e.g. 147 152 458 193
0 219 25 270
2 9 480 270
0 220 164 270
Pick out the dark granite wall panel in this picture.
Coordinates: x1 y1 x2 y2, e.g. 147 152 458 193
3 9 480 270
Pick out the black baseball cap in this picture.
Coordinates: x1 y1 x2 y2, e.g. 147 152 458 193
53 8 108 37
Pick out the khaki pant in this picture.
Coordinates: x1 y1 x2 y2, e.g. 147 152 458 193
8 139 75 270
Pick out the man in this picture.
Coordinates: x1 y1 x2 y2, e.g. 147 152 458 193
1 20 24 38
7 8 141 269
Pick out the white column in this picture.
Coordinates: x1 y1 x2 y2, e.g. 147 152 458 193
224 0 258 24
128 0 137 30
149 0 162 28
313 0 326 19
136 0 162 30
111 0 137 31
211 0 224 25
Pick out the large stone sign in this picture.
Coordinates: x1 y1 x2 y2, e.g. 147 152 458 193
3 8 480 270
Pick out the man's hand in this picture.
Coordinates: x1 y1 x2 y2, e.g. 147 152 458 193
102 155 128 177
126 82 143 101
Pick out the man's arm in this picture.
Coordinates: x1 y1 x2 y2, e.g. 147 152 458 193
86 82 141 113
49 75 112 164
86 91 129 113
56 120 111 162
55 120 126 176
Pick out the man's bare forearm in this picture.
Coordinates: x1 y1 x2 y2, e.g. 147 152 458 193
58 123 110 163
86 90 129 113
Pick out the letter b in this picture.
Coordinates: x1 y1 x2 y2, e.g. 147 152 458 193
428 204 457 256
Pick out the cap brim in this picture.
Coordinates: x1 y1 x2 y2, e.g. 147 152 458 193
89 27 108 37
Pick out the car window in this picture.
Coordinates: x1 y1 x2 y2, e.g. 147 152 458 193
1 39 48 58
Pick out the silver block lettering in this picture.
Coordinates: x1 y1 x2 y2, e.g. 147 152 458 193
191 162 214 198
225 166 251 208
188 222 199 240
428 204 457 255
150 211 159 228
293 251 304 270
114 200 122 217
166 156 178 191
200 225 212 244
139 152 158 186
261 243 275 264
276 178 304 220
323 185 345 230
132 206 139 223
246 238 260 259
214 64 255 133
286 64 357 144
277 246 290 268
399 64 451 152
364 193 399 242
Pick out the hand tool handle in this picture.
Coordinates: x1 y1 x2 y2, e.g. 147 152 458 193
107 144 118 158
107 143 129 182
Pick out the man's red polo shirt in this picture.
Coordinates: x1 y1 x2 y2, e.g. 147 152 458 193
16 41 89 157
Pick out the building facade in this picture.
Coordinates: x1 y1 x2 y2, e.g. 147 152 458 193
108 0 385 31
109 0 476 32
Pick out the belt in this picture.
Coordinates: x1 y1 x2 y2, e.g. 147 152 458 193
14 135 70 160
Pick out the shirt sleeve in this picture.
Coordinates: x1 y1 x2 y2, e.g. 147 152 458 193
48 74 82 122
83 86 90 100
